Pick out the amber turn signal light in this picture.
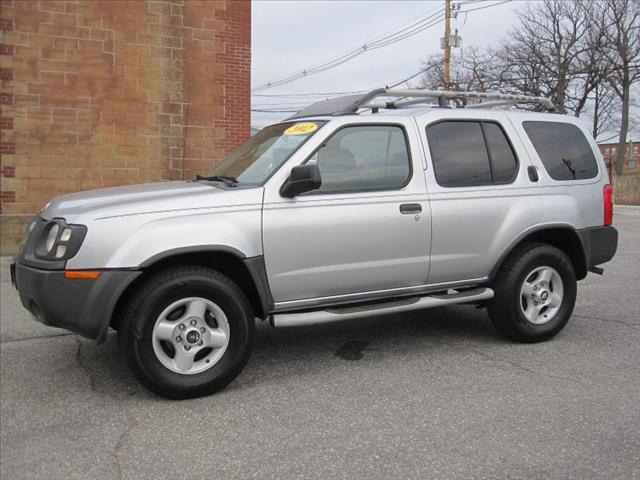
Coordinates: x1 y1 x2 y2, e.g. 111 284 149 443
64 270 101 279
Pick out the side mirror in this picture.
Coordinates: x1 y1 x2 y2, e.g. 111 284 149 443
280 164 322 197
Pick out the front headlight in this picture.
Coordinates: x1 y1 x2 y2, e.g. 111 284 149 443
36 219 87 261
45 224 59 253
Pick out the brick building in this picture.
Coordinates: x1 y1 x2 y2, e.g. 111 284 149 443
0 0 251 254
597 136 640 177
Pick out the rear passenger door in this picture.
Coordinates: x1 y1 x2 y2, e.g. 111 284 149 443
417 112 542 284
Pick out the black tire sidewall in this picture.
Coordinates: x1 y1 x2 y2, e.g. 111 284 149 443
124 271 253 398
505 248 577 339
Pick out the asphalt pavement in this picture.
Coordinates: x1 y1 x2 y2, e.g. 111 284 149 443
1 206 639 480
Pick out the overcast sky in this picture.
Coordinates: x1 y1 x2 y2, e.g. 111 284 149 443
251 0 527 127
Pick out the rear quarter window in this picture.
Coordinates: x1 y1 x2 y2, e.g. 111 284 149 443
522 121 598 181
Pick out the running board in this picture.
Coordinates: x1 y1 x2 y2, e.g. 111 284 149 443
271 287 494 328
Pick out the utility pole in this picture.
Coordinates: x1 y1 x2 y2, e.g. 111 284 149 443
443 0 451 90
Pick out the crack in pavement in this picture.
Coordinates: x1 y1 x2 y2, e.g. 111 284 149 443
74 335 97 391
573 314 640 331
0 332 74 344
436 338 584 384
111 416 137 480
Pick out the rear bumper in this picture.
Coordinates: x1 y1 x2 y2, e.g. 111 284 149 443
577 226 618 269
11 258 141 342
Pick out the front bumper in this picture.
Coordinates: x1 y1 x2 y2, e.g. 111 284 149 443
11 258 141 342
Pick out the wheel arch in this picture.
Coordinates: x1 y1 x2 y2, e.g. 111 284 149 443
109 247 273 333
489 224 588 282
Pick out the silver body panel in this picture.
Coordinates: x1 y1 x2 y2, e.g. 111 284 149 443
44 182 264 269
36 107 610 309
415 110 544 284
262 117 431 302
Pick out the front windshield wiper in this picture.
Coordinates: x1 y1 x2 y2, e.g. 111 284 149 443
194 175 239 187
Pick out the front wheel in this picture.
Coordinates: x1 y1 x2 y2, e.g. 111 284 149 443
488 243 577 343
119 266 254 399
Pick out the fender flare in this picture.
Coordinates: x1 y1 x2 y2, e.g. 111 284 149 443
101 246 274 342
488 223 588 282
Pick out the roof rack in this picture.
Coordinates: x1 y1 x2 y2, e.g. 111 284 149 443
287 88 555 120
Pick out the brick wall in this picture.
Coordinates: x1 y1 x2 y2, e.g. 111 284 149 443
598 141 640 175
0 0 250 254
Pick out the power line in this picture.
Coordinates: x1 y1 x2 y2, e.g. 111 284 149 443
251 0 517 97
252 65 440 114
252 91 362 98
471 63 640 84
459 0 512 13
251 7 446 92
388 64 438 88
251 108 311 112
252 63 441 111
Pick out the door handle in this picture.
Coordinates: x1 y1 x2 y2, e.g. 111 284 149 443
528 166 539 182
400 203 422 214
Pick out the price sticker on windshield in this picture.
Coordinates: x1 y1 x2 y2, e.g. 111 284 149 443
284 123 319 135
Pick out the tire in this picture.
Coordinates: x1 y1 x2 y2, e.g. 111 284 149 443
118 266 254 399
488 243 577 343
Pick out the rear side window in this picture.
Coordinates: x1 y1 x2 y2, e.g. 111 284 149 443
522 121 598 180
483 123 518 183
426 121 518 187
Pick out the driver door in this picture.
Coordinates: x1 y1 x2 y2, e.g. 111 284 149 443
262 121 431 308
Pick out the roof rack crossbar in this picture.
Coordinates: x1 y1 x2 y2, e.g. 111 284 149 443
363 89 555 111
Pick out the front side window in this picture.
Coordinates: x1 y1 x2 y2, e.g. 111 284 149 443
523 121 598 181
210 121 325 185
305 125 411 192
426 120 518 187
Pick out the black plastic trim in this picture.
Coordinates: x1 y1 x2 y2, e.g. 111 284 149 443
18 216 64 270
139 245 247 268
576 226 618 268
34 218 87 261
140 247 275 320
488 224 584 282
13 259 141 342
488 224 618 283
243 256 275 317
400 203 422 214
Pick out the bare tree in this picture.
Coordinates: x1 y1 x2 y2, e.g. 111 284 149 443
492 0 611 114
603 0 640 175
419 47 496 93
415 0 632 138
566 2 613 117
587 82 620 139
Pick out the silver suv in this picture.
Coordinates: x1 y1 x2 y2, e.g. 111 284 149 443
11 89 618 399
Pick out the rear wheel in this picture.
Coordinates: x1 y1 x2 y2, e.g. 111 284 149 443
488 243 577 342
119 266 254 399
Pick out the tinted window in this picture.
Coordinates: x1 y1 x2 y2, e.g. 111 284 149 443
427 121 492 187
483 122 518 183
523 121 598 180
306 125 410 192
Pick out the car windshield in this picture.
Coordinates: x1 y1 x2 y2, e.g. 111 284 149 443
208 121 325 185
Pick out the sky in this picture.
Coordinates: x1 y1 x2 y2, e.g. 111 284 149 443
250 0 527 127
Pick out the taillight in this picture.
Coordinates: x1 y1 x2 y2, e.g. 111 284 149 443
603 184 613 226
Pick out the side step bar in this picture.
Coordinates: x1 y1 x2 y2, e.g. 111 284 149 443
271 287 494 328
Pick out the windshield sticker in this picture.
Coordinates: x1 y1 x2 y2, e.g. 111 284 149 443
284 123 319 136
